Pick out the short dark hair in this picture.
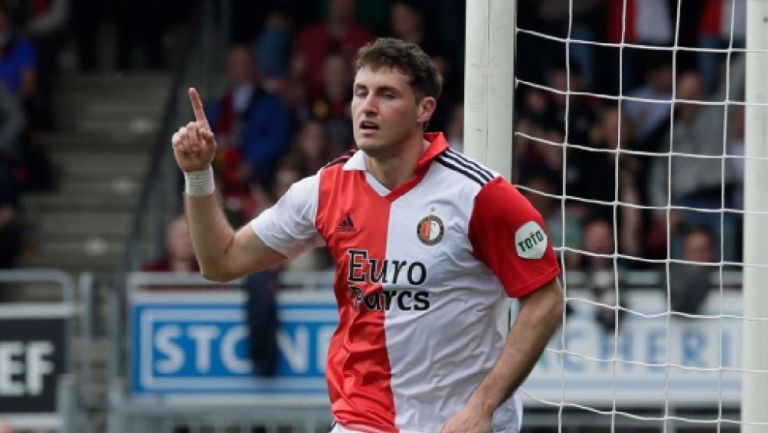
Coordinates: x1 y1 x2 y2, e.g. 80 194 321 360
353 37 442 102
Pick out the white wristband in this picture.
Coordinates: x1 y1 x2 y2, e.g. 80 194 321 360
184 167 215 196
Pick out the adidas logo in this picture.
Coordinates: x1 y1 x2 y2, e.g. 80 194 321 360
335 214 356 232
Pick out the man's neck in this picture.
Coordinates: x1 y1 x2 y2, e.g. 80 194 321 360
363 135 429 191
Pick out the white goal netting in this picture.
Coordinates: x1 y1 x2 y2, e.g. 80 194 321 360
507 0 768 431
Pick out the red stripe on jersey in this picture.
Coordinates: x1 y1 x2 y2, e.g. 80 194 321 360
469 178 561 298
317 164 398 432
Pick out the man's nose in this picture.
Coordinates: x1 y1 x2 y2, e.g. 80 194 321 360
361 94 378 113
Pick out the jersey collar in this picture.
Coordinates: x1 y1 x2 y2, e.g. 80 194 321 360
342 132 450 172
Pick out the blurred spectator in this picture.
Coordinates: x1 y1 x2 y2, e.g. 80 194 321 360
581 219 614 272
22 0 67 129
519 87 558 130
549 63 598 148
582 107 643 258
603 0 673 93
220 177 270 230
518 0 601 90
244 270 280 376
254 9 293 91
292 0 373 99
281 119 339 178
387 0 456 131
580 218 628 332
279 73 310 125
670 226 716 315
514 87 559 176
520 172 583 268
0 162 22 269
206 44 291 192
605 0 673 46
388 0 445 63
698 0 745 94
271 163 301 201
565 107 641 221
231 0 313 44
0 81 25 153
0 2 38 103
514 110 563 190
622 52 673 148
143 215 199 273
568 107 644 258
307 51 354 149
648 68 741 261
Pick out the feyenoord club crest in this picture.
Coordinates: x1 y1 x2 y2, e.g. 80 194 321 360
417 215 444 246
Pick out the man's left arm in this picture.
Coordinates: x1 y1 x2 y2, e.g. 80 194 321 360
441 278 563 433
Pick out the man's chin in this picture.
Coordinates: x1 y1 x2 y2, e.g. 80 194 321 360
356 140 379 153
357 141 391 159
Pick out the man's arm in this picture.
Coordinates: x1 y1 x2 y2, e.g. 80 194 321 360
184 195 285 281
173 88 286 281
441 278 564 433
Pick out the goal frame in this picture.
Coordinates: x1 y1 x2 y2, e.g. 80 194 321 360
464 1 768 431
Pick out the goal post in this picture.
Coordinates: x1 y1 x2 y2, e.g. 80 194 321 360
742 0 768 430
463 0 515 180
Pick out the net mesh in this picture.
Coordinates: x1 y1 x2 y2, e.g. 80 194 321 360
511 0 766 430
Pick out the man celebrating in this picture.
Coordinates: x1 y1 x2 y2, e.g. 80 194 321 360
172 38 563 433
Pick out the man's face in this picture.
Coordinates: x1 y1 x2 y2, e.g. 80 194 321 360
684 232 714 263
351 66 428 157
584 221 613 255
391 3 422 36
227 47 255 86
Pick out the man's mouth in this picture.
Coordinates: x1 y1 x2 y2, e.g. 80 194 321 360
360 120 379 130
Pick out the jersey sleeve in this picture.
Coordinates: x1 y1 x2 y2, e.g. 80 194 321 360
250 173 324 258
468 177 561 298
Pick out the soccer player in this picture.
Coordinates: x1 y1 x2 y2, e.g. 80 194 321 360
172 38 563 433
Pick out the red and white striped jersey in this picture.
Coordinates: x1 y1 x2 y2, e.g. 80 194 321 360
251 132 560 433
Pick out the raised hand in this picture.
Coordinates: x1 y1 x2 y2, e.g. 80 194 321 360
171 88 218 173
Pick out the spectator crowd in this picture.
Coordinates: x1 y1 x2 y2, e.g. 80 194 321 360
181 0 744 288
0 0 744 316
514 0 745 271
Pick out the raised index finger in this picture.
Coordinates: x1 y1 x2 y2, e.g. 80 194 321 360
188 87 209 127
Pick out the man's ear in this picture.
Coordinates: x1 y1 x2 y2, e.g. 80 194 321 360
417 97 437 125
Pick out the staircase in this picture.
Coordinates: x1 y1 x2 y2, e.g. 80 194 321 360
20 73 171 276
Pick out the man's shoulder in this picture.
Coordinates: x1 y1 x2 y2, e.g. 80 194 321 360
432 148 499 189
